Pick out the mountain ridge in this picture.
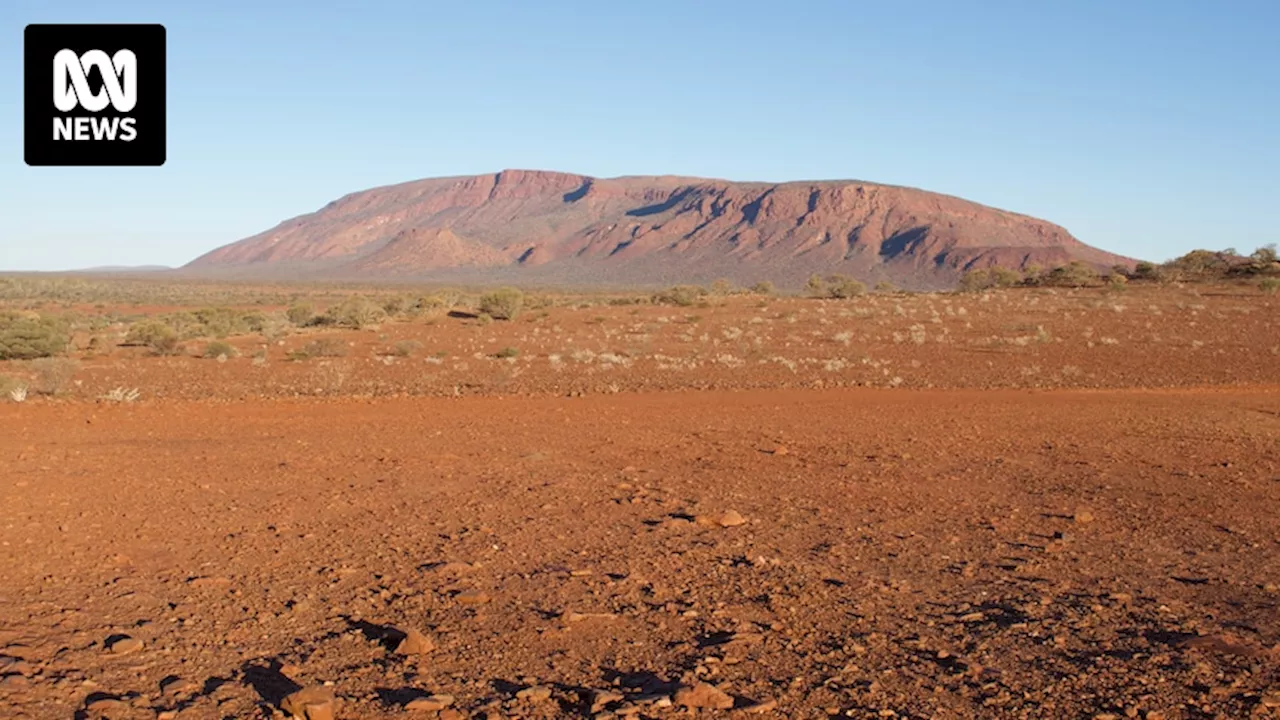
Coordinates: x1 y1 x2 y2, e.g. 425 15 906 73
185 169 1133 289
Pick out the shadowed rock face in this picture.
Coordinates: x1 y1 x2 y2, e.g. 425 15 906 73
185 169 1132 289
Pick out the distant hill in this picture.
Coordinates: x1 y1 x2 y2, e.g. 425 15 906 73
184 169 1132 289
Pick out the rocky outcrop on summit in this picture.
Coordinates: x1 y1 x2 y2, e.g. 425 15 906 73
185 169 1131 289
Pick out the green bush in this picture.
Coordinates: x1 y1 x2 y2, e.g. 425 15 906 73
0 312 69 360
1261 278 1280 295
124 320 182 355
479 288 525 319
323 296 387 329
824 275 867 299
286 303 314 326
203 340 237 359
652 285 707 307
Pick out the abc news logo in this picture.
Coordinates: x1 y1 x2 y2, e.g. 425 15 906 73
25 24 166 166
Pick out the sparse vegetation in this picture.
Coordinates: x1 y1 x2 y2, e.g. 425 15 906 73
748 281 775 296
652 285 707 307
0 311 70 360
203 340 237 359
321 296 387 329
286 303 315 326
124 320 183 355
30 357 79 396
390 339 423 357
288 337 349 360
478 288 525 320
494 346 520 359
1261 277 1280 295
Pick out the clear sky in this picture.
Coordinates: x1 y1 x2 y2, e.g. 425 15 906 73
2 0 1277 270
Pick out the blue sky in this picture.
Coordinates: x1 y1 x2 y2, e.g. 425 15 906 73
2 0 1277 270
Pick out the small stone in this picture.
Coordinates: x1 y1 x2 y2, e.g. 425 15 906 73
674 683 733 710
592 689 624 712
771 446 789 456
516 685 552 702
85 698 129 715
160 676 198 695
1074 510 1095 524
396 629 435 655
108 636 144 654
439 710 464 720
281 686 337 720
1262 692 1280 708
717 510 747 528
157 712 178 720
744 698 778 713
0 673 29 690
406 694 455 712
456 590 491 605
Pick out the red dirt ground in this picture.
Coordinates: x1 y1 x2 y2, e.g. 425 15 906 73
2 285 1280 719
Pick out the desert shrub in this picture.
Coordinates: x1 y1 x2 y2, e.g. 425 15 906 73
960 267 1024 292
323 296 387 329
239 310 270 334
391 339 423 357
288 337 348 360
0 312 70 360
709 279 737 296
805 274 827 297
653 285 708 307
874 281 898 293
1251 245 1278 273
192 307 252 338
0 375 28 400
1261 278 1280 295
823 275 866 299
1033 261 1101 288
478 288 525 320
381 295 411 316
286 303 315 326
748 281 775 296
494 346 520 359
30 357 79 395
1131 261 1160 281
124 320 183 355
203 340 237 359
1166 249 1231 278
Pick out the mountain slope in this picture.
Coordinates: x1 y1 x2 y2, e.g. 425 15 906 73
185 169 1132 289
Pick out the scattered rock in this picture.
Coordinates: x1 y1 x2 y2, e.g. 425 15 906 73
456 590 491 605
281 686 337 720
0 673 29 690
743 698 778 713
717 510 747 528
516 685 552 702
406 694 455 712
591 689 625 712
438 710 464 720
1074 510 1095 524
84 697 129 716
396 628 436 655
674 683 733 710
107 636 144 655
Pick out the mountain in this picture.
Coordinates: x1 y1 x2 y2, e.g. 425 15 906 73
184 169 1132 289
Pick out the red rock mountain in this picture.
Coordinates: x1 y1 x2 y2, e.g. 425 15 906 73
184 169 1131 289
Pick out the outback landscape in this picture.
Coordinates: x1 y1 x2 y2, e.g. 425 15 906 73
1 240 1279 720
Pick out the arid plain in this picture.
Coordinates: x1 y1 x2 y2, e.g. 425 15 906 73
2 278 1279 719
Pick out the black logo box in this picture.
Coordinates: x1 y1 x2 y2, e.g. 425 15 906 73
24 24 166 167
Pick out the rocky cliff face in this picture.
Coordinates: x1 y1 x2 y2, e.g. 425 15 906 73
185 169 1131 289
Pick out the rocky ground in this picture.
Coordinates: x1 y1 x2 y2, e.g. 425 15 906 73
1 286 1279 719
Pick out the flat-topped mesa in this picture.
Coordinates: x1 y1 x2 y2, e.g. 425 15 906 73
184 170 1132 289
